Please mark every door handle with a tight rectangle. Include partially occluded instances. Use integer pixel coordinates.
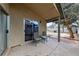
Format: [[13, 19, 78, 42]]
[[6, 29, 9, 34]]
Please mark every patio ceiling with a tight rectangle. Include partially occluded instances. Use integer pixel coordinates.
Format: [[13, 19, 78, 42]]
[[9, 3, 63, 21], [25, 3, 60, 20]]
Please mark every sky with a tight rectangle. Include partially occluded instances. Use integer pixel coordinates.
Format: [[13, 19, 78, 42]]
[[47, 22, 53, 27]]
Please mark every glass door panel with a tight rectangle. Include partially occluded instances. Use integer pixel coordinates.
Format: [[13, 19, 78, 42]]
[[0, 9, 3, 55], [0, 10, 7, 55]]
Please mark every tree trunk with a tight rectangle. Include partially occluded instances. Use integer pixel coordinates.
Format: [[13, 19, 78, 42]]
[[66, 24, 74, 39], [64, 18, 74, 39]]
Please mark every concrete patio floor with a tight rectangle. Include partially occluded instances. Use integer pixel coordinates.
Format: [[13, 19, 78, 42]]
[[7, 33, 79, 56]]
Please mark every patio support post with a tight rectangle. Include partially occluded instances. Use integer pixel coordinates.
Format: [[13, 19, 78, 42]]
[[58, 17, 60, 42]]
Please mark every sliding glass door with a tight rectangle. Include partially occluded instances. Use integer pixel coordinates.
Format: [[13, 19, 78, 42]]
[[0, 9, 7, 55], [0, 9, 3, 55]]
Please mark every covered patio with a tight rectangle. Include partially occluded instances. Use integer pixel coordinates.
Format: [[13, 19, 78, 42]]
[[6, 34, 79, 56], [0, 3, 79, 56]]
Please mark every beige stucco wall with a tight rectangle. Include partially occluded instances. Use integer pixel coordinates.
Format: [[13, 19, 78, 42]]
[[39, 20, 47, 35], [8, 5, 47, 48], [0, 4, 47, 48]]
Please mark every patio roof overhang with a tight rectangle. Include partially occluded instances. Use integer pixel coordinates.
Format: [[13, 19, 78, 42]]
[[9, 3, 64, 22], [25, 3, 60, 20], [46, 3, 64, 22]]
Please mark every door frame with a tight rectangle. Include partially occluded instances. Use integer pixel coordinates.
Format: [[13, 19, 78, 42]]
[[23, 18, 39, 42]]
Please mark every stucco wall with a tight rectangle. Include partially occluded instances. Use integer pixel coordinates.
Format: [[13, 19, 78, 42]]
[[39, 20, 47, 36], [0, 4, 47, 48], [8, 5, 47, 48]]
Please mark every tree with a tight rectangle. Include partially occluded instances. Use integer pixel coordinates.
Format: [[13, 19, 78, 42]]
[[61, 3, 79, 39], [64, 18, 74, 38]]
